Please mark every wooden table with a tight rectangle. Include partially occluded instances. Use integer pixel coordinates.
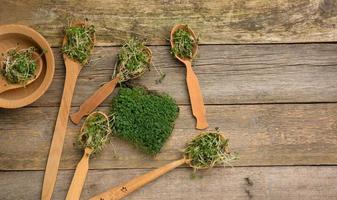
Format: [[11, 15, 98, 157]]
[[1, 1, 337, 199]]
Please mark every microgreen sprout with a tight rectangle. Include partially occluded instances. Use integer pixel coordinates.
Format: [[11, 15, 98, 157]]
[[78, 112, 111, 154], [185, 131, 237, 170], [109, 86, 179, 155], [171, 26, 197, 59], [62, 23, 95, 64], [1, 47, 37, 85], [113, 38, 151, 81]]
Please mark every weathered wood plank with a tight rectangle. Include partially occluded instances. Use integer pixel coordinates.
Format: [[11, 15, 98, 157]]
[[1, 103, 337, 170], [1, 166, 336, 200], [26, 44, 337, 107], [1, 0, 337, 46]]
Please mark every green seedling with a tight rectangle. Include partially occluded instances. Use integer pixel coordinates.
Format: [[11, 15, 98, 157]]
[[185, 131, 238, 170], [113, 38, 151, 81], [1, 47, 37, 85], [78, 111, 111, 154], [110, 86, 179, 155], [62, 24, 95, 64], [171, 26, 197, 59]]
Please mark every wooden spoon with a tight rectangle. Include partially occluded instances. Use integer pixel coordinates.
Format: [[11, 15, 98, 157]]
[[89, 132, 230, 200], [0, 51, 43, 93], [41, 21, 95, 200], [89, 158, 187, 200], [70, 47, 152, 125], [66, 111, 110, 200], [170, 24, 208, 130]]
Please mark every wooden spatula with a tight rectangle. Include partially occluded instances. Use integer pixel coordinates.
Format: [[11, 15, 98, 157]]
[[41, 20, 95, 200], [170, 24, 208, 130], [66, 111, 110, 200]]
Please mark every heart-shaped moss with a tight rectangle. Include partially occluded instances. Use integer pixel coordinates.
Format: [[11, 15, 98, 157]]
[[110, 86, 179, 155]]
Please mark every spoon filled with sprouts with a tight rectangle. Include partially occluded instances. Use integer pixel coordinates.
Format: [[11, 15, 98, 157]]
[[90, 131, 237, 200], [0, 47, 43, 93], [42, 20, 96, 200], [70, 38, 152, 124], [170, 24, 208, 130], [66, 111, 111, 200]]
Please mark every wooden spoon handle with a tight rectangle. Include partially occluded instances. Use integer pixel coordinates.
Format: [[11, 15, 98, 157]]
[[41, 64, 81, 200], [65, 148, 93, 200], [89, 158, 187, 200], [185, 62, 208, 129], [70, 76, 120, 124]]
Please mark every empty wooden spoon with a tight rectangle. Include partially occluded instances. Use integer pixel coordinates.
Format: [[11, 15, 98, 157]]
[[66, 111, 111, 200], [70, 43, 152, 125], [89, 132, 237, 200], [41, 20, 95, 200], [170, 24, 208, 130], [0, 51, 43, 93]]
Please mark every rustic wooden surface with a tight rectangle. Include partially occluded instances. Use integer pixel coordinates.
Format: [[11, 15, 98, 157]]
[[1, 0, 337, 46], [1, 1, 337, 200]]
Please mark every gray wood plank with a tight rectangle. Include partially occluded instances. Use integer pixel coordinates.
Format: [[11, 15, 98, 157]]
[[9, 44, 336, 107], [1, 1, 337, 46], [1, 166, 336, 200], [1, 103, 337, 170]]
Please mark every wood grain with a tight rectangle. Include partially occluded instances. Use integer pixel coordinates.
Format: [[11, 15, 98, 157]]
[[1, 0, 337, 46], [2, 1, 337, 199], [1, 166, 337, 200], [27, 44, 337, 107], [1, 103, 337, 170]]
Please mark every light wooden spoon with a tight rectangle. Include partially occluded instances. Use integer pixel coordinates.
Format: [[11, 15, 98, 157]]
[[89, 132, 231, 200], [90, 158, 188, 200], [41, 20, 95, 200], [170, 24, 208, 130], [0, 51, 43, 93], [66, 111, 110, 200], [70, 47, 152, 125]]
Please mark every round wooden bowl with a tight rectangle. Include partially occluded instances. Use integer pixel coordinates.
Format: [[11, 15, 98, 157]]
[[0, 24, 55, 108]]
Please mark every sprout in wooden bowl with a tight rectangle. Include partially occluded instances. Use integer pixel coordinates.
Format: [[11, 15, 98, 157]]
[[2, 47, 38, 85]]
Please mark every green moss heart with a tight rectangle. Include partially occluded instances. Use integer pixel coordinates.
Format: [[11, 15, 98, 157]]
[[110, 86, 179, 155]]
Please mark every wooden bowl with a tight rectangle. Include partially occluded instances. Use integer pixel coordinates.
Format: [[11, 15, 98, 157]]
[[0, 24, 55, 108]]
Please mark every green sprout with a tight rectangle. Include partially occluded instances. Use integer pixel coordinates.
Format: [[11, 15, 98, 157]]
[[185, 132, 238, 170], [78, 112, 111, 154], [171, 26, 197, 59], [114, 38, 151, 81], [110, 86, 179, 155], [1, 47, 37, 85], [62, 24, 95, 64]]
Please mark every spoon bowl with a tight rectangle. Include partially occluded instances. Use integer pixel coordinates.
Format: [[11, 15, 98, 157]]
[[0, 51, 43, 94], [117, 46, 152, 80], [170, 24, 198, 64], [80, 111, 110, 133], [62, 20, 96, 65]]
